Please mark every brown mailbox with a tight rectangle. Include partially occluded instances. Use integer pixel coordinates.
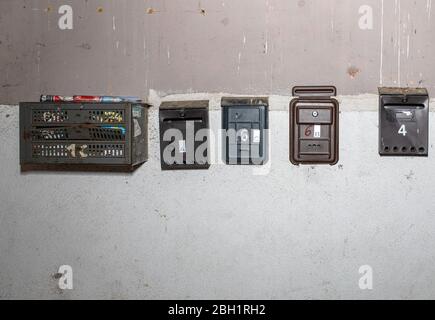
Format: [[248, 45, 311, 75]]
[[289, 86, 339, 165]]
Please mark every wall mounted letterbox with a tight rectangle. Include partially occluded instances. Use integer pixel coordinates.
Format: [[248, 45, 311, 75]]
[[20, 102, 150, 172], [289, 86, 339, 165], [159, 100, 210, 170], [379, 87, 429, 157], [222, 97, 268, 165]]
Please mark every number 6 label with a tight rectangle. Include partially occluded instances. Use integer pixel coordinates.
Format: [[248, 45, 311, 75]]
[[398, 124, 407, 136]]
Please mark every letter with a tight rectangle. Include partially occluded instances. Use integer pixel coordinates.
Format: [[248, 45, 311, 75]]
[[163, 128, 184, 165], [196, 307, 202, 318], [222, 128, 238, 165], [195, 128, 209, 165], [359, 265, 373, 290], [185, 121, 195, 164], [58, 265, 73, 290]]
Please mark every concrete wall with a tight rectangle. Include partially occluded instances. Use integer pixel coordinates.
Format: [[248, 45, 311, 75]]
[[1, 0, 435, 300]]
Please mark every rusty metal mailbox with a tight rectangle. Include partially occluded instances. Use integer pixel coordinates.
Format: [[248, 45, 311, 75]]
[[20, 102, 149, 172], [379, 87, 429, 157], [159, 100, 210, 170], [289, 86, 339, 165], [222, 97, 269, 165]]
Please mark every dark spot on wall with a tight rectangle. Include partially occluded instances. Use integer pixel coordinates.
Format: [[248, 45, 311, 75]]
[[221, 17, 229, 26], [5, 114, 10, 118], [52, 272, 63, 280], [97, 7, 104, 13], [200, 8, 206, 15], [347, 66, 360, 79], [405, 170, 414, 180], [2, 83, 19, 88], [338, 164, 344, 170], [78, 43, 92, 50], [45, 6, 52, 13]]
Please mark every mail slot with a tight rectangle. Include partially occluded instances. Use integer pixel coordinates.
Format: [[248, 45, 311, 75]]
[[379, 87, 429, 156], [222, 97, 268, 165], [290, 86, 339, 165], [159, 100, 210, 170]]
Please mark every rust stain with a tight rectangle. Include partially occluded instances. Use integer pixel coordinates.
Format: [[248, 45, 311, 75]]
[[347, 66, 361, 79]]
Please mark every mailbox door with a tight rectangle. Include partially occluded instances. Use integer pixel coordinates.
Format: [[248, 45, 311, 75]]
[[290, 99, 339, 165], [379, 95, 429, 156], [159, 108, 209, 170]]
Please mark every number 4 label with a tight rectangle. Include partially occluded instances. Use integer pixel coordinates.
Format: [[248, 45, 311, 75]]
[[398, 125, 407, 136]]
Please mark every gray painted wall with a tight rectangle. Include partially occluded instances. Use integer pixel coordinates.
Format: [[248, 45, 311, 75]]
[[1, 0, 435, 104]]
